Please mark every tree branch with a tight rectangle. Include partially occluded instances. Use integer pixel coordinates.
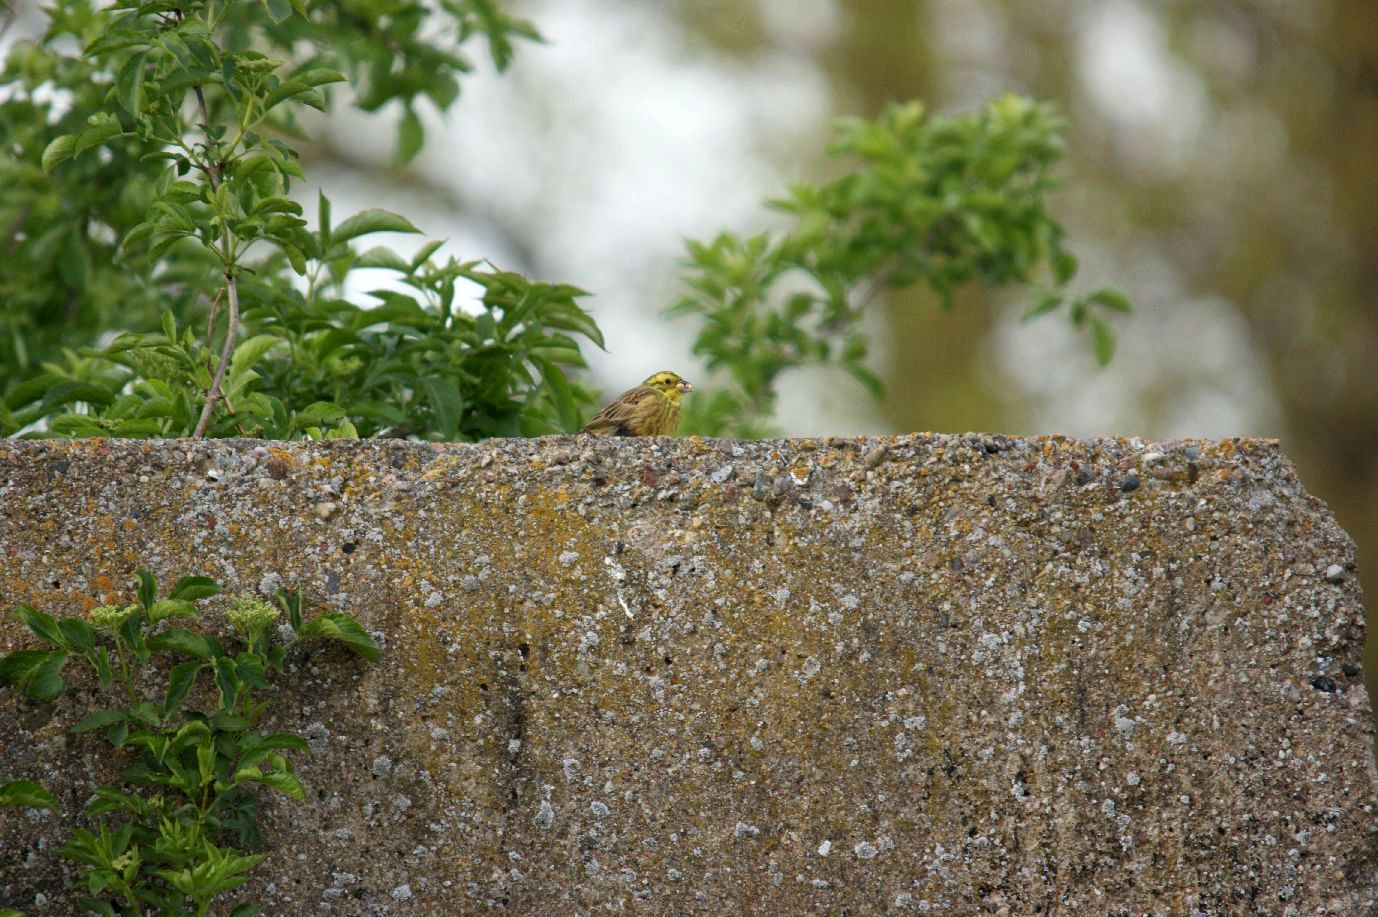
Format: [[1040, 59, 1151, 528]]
[[191, 83, 237, 439], [193, 270, 239, 438]]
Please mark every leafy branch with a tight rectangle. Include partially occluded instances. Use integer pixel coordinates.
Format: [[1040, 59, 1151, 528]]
[[3, 0, 598, 442], [673, 96, 1131, 436]]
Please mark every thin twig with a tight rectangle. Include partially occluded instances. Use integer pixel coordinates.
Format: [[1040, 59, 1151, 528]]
[[204, 286, 224, 349], [191, 83, 238, 439], [193, 270, 238, 437], [855, 258, 904, 312]]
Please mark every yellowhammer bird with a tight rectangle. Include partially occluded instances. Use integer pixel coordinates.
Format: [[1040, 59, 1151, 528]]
[[580, 371, 693, 436]]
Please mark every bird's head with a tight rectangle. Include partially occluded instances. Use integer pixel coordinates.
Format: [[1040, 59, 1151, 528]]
[[644, 370, 693, 404]]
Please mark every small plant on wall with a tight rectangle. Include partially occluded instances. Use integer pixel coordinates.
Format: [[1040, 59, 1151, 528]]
[[0, 571, 378, 916]]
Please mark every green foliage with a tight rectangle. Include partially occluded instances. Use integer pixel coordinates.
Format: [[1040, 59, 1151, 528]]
[[0, 0, 599, 440], [0, 778, 58, 810], [2, 0, 1126, 442], [3, 225, 603, 440], [0, 570, 379, 915], [673, 96, 1131, 436]]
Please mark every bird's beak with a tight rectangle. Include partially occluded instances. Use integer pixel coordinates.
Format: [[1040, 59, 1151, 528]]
[[678, 380, 693, 393]]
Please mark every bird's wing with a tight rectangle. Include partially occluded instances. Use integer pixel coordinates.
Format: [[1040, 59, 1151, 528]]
[[581, 386, 655, 435]]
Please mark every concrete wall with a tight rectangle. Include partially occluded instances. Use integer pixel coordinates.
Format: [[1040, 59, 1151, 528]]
[[1, 435, 1374, 912]]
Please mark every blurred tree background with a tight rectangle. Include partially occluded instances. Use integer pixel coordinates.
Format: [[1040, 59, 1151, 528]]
[[2, 1, 1375, 692], [329, 0, 1378, 710], [317, 0, 1378, 690], [396, 0, 1378, 705]]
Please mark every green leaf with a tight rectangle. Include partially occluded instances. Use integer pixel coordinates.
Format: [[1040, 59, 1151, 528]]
[[242, 732, 309, 754], [85, 787, 148, 817], [276, 588, 302, 632], [213, 656, 240, 711], [59, 618, 95, 652], [137, 570, 157, 612], [230, 335, 284, 378], [148, 599, 197, 623], [0, 779, 56, 810], [116, 49, 150, 117], [234, 767, 305, 802], [332, 210, 420, 244], [92, 646, 114, 689], [164, 660, 203, 717], [411, 240, 444, 270], [234, 652, 269, 690], [106, 720, 129, 748], [28, 652, 69, 702], [1, 649, 56, 692], [845, 362, 885, 400], [283, 243, 307, 274], [325, 420, 359, 440], [148, 628, 212, 659], [1089, 315, 1116, 366], [73, 116, 125, 158], [421, 377, 463, 440], [42, 134, 78, 172], [118, 612, 146, 663], [293, 402, 346, 426], [297, 613, 380, 662], [534, 357, 579, 431], [1021, 291, 1062, 322], [262, 0, 293, 23], [129, 700, 161, 726], [262, 79, 312, 112], [39, 381, 114, 411], [12, 604, 66, 647], [354, 247, 410, 271], [209, 710, 250, 732], [396, 108, 424, 165], [1087, 287, 1132, 314], [84, 27, 154, 57], [317, 191, 333, 249], [1054, 249, 1078, 285], [72, 709, 129, 734], [168, 575, 221, 603], [294, 67, 346, 88]]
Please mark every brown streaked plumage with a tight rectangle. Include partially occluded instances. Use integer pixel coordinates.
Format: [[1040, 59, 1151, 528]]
[[580, 371, 693, 436]]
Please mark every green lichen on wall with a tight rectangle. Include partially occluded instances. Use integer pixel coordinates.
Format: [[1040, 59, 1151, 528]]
[[1, 434, 1374, 913]]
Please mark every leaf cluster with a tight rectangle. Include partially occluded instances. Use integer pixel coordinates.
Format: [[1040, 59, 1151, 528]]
[[2, 0, 598, 442], [673, 95, 1131, 436], [0, 570, 379, 915], [3, 204, 603, 439], [1, 0, 536, 382]]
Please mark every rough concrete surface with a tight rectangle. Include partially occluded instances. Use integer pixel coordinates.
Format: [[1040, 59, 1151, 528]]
[[0, 435, 1374, 914]]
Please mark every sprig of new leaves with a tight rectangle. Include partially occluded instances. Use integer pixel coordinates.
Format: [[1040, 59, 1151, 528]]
[[673, 96, 1131, 436], [1, 0, 601, 440], [0, 570, 379, 916]]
